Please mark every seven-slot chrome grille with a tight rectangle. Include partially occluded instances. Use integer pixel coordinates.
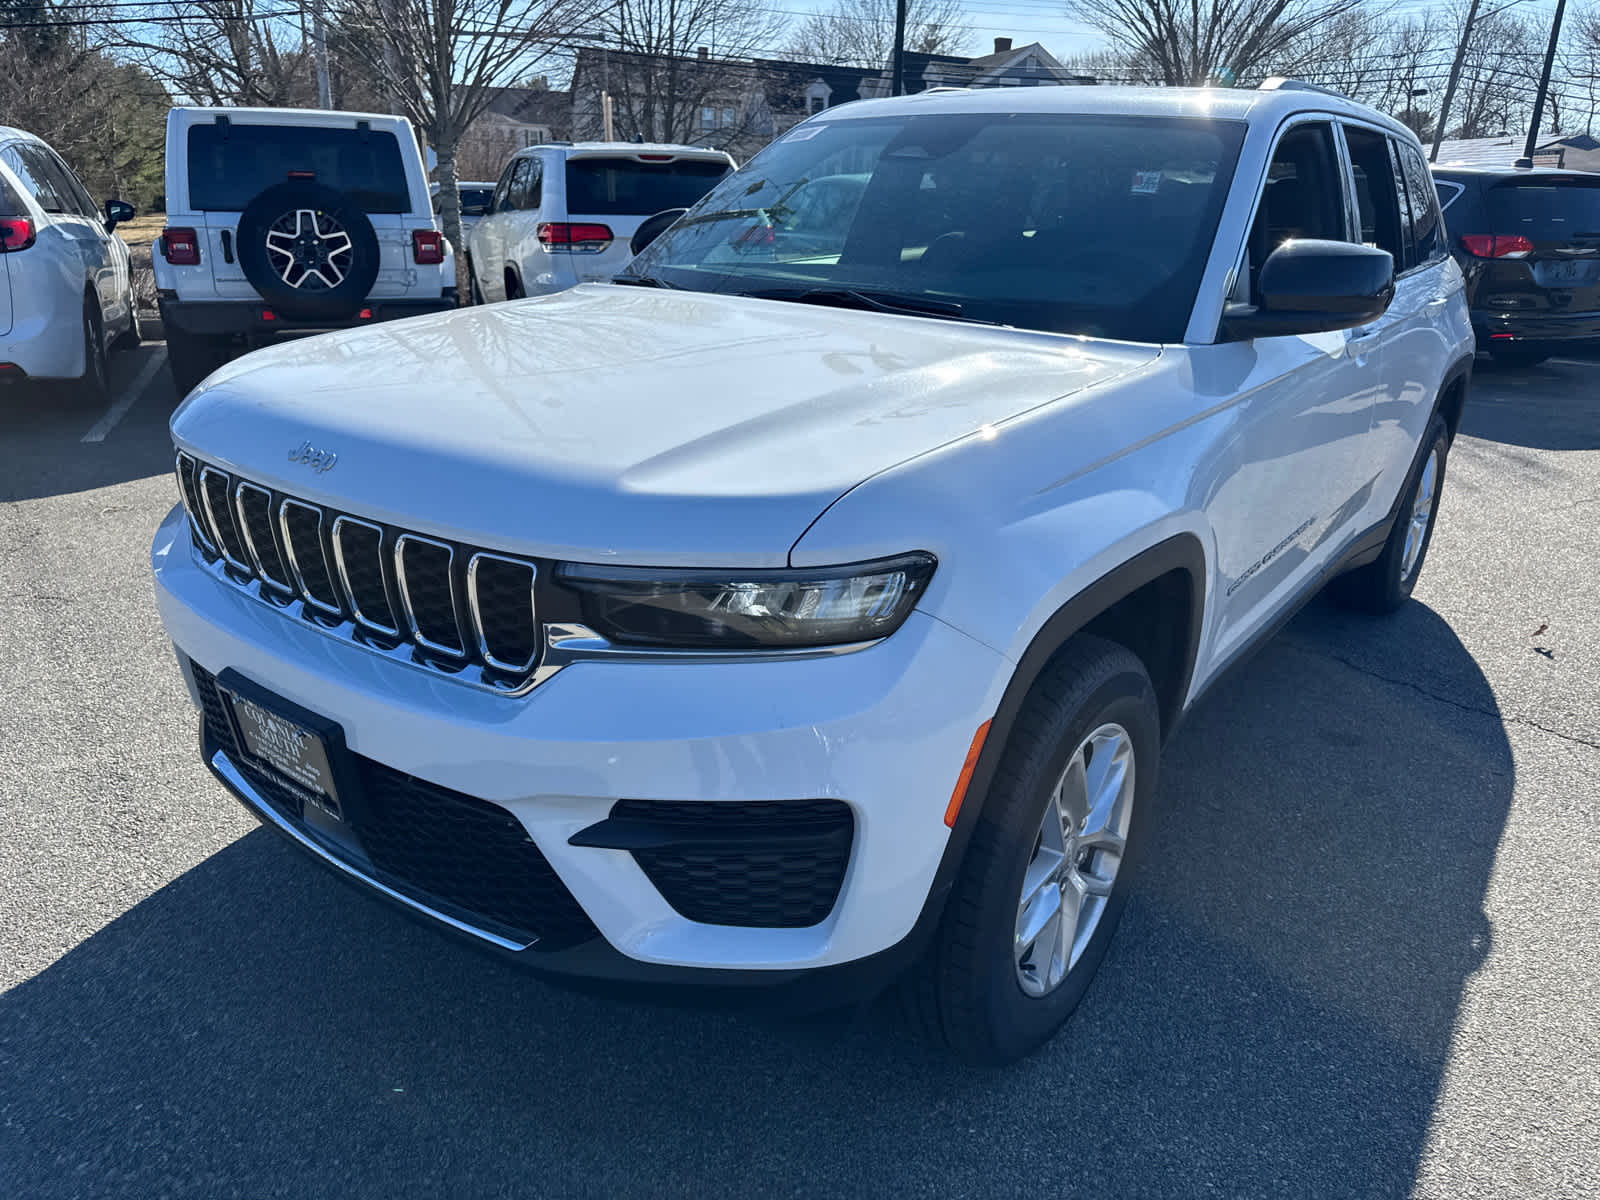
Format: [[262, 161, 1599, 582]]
[[175, 451, 542, 691]]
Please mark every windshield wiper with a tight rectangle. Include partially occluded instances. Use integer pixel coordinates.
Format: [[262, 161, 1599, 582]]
[[612, 273, 678, 289], [741, 287, 999, 325]]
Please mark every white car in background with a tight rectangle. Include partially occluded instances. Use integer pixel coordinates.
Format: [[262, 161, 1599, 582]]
[[431, 180, 496, 238], [465, 143, 733, 303], [0, 126, 138, 401]]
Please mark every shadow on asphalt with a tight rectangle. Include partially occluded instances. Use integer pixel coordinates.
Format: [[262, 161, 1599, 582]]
[[1462, 356, 1600, 451], [0, 344, 176, 502], [0, 601, 1509, 1197]]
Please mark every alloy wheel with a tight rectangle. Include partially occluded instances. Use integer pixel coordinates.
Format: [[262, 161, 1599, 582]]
[[1013, 723, 1136, 997], [1400, 444, 1441, 582], [264, 208, 354, 290]]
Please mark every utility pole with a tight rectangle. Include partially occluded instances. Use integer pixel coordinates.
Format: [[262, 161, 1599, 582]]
[[891, 0, 907, 95], [1431, 0, 1482, 162], [313, 0, 332, 109], [1521, 0, 1569, 165]]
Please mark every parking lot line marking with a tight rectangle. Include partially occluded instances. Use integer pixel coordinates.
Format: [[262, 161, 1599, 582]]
[[82, 347, 168, 444]]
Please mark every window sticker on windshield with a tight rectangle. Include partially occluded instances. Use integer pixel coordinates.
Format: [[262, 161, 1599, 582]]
[[1132, 170, 1162, 195], [782, 125, 827, 143]]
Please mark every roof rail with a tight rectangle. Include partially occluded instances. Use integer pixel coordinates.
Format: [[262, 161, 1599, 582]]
[[1258, 77, 1350, 100]]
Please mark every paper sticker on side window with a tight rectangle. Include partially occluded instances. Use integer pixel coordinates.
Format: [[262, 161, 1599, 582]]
[[1132, 171, 1162, 195]]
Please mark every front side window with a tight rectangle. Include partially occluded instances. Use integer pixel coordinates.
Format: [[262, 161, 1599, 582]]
[[624, 112, 1247, 342], [1240, 121, 1345, 301]]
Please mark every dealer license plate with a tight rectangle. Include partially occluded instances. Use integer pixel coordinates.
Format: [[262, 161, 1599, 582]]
[[225, 689, 345, 822]]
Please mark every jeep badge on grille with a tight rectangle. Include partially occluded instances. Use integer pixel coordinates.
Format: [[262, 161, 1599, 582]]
[[288, 440, 338, 473]]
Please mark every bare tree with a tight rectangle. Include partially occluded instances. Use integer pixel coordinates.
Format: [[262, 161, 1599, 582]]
[[1065, 0, 1368, 87], [1447, 5, 1541, 138], [328, 0, 590, 288], [783, 0, 970, 67], [579, 0, 788, 150], [1559, 4, 1600, 135], [107, 2, 321, 107]]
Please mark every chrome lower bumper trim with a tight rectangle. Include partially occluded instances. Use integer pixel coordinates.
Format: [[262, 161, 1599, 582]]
[[209, 747, 534, 952]]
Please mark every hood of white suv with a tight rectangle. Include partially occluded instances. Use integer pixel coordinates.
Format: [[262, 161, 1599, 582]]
[[172, 286, 1159, 565]]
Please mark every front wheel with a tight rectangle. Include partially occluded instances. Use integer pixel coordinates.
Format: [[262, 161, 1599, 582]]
[[67, 301, 110, 406], [906, 635, 1160, 1064], [1333, 411, 1449, 614]]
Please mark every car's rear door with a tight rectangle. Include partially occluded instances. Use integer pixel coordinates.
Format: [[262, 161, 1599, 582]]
[[1477, 174, 1600, 314], [559, 151, 733, 284], [183, 117, 417, 301]]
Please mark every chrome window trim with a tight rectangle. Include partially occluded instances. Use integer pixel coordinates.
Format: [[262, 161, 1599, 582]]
[[1435, 180, 1465, 212], [174, 451, 218, 553], [198, 465, 254, 575], [232, 480, 293, 594], [466, 551, 540, 674], [210, 748, 533, 952], [394, 532, 466, 657], [331, 515, 400, 636], [277, 498, 343, 617]]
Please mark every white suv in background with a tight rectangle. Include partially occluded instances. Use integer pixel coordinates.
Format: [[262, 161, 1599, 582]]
[[465, 143, 733, 303], [154, 107, 456, 397], [153, 84, 1472, 1064], [0, 126, 138, 402]]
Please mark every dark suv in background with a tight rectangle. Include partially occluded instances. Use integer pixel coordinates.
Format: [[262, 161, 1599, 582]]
[[1432, 166, 1600, 366]]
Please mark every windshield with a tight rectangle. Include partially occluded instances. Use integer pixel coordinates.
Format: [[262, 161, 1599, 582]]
[[187, 124, 411, 213], [623, 113, 1246, 342], [1488, 177, 1600, 242], [564, 158, 732, 217]]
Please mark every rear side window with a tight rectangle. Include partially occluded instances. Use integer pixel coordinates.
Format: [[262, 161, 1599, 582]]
[[186, 124, 412, 213], [564, 158, 731, 216], [1487, 178, 1600, 242], [1343, 126, 1405, 264], [2, 144, 68, 213], [508, 158, 540, 210], [0, 166, 24, 216], [1396, 141, 1444, 266]]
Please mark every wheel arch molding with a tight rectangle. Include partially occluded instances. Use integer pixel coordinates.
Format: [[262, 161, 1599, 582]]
[[907, 533, 1207, 964]]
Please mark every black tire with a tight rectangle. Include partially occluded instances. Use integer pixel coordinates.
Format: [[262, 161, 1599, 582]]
[[1333, 411, 1450, 614], [905, 635, 1160, 1065], [235, 181, 380, 321], [114, 290, 142, 349], [68, 299, 110, 406], [467, 254, 486, 306], [167, 329, 228, 398], [1488, 348, 1547, 369], [504, 268, 525, 300]]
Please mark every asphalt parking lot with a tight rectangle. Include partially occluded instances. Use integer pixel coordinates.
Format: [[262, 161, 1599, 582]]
[[1, 341, 1596, 1198]]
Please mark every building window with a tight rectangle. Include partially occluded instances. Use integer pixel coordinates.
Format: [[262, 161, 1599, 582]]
[[808, 96, 825, 115], [721, 106, 736, 128], [701, 106, 716, 131]]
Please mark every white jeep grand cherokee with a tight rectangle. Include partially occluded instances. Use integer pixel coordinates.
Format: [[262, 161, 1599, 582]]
[[152, 83, 1472, 1063]]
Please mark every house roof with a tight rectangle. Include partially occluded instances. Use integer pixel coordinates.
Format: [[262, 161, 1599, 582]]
[[480, 86, 570, 128], [1432, 134, 1564, 169]]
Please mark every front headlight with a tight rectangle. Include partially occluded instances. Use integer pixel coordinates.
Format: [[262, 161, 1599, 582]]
[[554, 552, 936, 650]]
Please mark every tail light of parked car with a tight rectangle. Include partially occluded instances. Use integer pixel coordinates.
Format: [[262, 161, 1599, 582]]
[[1460, 235, 1535, 259], [412, 229, 445, 265], [0, 217, 34, 252], [537, 222, 614, 253], [161, 227, 201, 265]]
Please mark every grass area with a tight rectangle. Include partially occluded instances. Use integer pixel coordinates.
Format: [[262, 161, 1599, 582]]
[[117, 215, 165, 313]]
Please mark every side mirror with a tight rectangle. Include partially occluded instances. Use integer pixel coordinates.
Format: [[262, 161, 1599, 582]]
[[1220, 239, 1394, 341], [104, 199, 135, 230], [630, 208, 689, 256]]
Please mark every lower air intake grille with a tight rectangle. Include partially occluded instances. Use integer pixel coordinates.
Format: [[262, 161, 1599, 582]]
[[192, 662, 597, 949], [610, 798, 854, 928]]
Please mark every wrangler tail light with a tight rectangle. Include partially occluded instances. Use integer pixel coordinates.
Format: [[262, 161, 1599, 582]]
[[412, 229, 445, 265], [0, 217, 35, 252], [1461, 234, 1534, 259], [537, 222, 613, 253], [161, 227, 201, 265]]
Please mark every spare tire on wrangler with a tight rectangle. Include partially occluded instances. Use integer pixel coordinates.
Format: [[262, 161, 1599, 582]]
[[236, 181, 381, 321]]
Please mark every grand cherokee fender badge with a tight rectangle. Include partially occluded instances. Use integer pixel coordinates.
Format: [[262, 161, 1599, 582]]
[[288, 440, 338, 473]]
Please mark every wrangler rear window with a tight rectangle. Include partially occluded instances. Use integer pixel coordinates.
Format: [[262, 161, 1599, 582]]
[[186, 124, 412, 213]]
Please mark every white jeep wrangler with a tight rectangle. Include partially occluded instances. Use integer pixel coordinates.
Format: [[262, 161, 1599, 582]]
[[153, 82, 1474, 1063], [154, 107, 456, 396]]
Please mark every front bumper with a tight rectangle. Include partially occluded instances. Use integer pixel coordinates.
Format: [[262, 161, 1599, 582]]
[[152, 504, 1008, 986], [159, 296, 457, 339], [1473, 308, 1600, 347]]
